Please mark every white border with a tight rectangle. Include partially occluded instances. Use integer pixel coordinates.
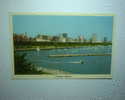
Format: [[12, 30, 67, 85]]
[[9, 12, 115, 79]]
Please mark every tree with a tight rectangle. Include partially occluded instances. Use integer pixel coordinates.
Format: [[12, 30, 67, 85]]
[[14, 52, 48, 74]]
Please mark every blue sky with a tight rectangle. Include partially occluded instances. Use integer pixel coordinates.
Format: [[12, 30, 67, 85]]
[[13, 15, 113, 41]]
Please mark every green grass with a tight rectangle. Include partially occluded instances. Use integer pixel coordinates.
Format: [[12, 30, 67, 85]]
[[14, 41, 112, 50]]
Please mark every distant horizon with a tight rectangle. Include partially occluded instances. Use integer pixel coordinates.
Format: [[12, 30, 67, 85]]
[[14, 32, 111, 41], [13, 15, 113, 41]]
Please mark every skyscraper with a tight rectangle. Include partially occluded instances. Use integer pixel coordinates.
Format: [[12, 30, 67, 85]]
[[91, 33, 97, 43], [78, 35, 84, 42], [104, 37, 108, 42], [62, 33, 68, 38]]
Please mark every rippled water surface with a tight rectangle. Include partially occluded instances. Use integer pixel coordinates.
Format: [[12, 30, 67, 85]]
[[16, 45, 112, 74]]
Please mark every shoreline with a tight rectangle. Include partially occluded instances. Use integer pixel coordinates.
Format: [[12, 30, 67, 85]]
[[14, 45, 112, 51], [36, 66, 71, 74]]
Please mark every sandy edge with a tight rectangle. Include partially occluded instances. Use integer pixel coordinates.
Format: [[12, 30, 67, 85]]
[[36, 66, 71, 74]]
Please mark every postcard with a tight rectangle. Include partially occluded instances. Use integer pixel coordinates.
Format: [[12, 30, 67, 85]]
[[10, 13, 114, 79]]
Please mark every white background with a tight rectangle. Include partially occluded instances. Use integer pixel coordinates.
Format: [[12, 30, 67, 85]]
[[0, 0, 125, 100]]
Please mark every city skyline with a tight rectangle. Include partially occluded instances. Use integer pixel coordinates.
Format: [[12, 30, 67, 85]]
[[13, 15, 113, 41], [14, 32, 110, 43]]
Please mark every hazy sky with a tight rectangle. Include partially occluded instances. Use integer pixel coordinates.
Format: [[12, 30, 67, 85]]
[[13, 15, 113, 41]]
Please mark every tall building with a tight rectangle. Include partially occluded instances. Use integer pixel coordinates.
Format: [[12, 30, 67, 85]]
[[104, 37, 108, 42], [62, 33, 68, 38], [59, 35, 66, 42], [78, 35, 84, 42], [91, 33, 97, 43], [59, 33, 68, 42], [36, 34, 51, 42], [51, 36, 59, 42]]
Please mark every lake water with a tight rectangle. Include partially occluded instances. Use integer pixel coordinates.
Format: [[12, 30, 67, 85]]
[[16, 45, 112, 74]]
